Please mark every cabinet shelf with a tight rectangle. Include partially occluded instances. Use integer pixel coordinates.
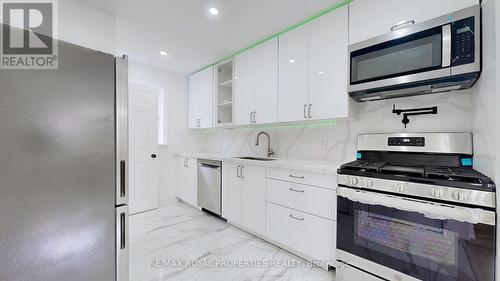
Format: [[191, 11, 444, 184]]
[[218, 80, 233, 87], [218, 101, 233, 107]]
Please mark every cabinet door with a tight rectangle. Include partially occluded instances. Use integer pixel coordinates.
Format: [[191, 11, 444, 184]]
[[188, 67, 214, 128], [176, 157, 197, 206], [308, 6, 348, 120], [253, 38, 278, 124], [349, 0, 479, 44], [234, 50, 255, 126], [222, 162, 242, 224], [278, 25, 309, 122], [240, 165, 266, 236]]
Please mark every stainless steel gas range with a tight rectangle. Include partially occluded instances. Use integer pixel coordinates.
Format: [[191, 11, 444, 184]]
[[336, 133, 496, 281]]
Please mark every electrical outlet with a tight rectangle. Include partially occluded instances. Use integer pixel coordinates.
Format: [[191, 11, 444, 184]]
[[320, 137, 328, 150]]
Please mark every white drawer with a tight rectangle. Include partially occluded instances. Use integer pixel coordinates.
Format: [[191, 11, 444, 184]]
[[266, 202, 336, 262], [266, 179, 336, 220], [266, 167, 336, 189]]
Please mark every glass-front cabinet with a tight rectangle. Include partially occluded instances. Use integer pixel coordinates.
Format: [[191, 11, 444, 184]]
[[215, 60, 234, 126]]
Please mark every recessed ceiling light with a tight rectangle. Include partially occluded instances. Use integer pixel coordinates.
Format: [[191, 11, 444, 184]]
[[289, 59, 295, 63], [160, 51, 168, 56], [209, 8, 219, 15], [318, 71, 324, 75]]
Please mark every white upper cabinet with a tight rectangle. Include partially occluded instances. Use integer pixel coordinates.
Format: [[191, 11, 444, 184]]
[[253, 39, 279, 124], [234, 52, 254, 126], [349, 0, 479, 44], [188, 66, 214, 129], [308, 6, 348, 120], [279, 5, 351, 123], [278, 25, 310, 122], [234, 38, 278, 125]]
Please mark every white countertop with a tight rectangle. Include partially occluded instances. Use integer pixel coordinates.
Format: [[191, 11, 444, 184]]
[[176, 153, 342, 175]]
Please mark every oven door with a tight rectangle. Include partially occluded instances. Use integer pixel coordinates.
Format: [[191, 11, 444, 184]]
[[336, 187, 496, 281], [349, 24, 451, 93]]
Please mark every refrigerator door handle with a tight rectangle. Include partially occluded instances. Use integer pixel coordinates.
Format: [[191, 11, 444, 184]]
[[116, 55, 129, 206], [120, 160, 126, 198], [116, 205, 129, 281]]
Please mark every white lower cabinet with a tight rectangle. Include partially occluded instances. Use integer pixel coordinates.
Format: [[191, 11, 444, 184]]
[[222, 162, 337, 266], [266, 202, 336, 263], [176, 157, 197, 206], [222, 163, 266, 236], [266, 179, 336, 220], [240, 165, 266, 236], [222, 162, 242, 223]]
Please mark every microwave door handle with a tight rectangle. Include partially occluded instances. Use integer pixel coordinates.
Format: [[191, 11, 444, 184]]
[[442, 24, 452, 67]]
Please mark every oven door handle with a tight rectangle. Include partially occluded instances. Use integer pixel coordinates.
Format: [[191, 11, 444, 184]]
[[337, 187, 495, 225]]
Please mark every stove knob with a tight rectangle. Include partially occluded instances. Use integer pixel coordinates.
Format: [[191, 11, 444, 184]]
[[430, 188, 444, 198], [350, 177, 359, 186], [453, 190, 469, 201], [394, 183, 405, 193], [364, 179, 373, 188]]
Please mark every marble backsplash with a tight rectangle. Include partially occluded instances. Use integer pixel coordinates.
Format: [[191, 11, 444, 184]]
[[196, 90, 481, 171]]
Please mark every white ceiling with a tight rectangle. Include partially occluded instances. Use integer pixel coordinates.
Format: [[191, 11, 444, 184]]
[[78, 0, 343, 74]]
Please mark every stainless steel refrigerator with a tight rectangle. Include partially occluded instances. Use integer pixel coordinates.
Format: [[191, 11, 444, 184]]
[[0, 34, 129, 281]]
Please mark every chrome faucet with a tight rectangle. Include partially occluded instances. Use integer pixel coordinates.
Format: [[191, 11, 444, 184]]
[[255, 131, 275, 158]]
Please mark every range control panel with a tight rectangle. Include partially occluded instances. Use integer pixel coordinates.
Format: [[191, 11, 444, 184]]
[[388, 137, 425, 147], [451, 16, 476, 67]]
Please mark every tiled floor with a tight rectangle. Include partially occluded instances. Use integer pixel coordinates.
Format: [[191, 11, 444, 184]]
[[130, 199, 335, 281]]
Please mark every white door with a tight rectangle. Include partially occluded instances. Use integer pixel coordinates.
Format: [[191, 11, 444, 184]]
[[308, 6, 349, 120], [222, 162, 242, 223], [349, 0, 478, 44], [234, 50, 255, 126], [278, 25, 310, 122], [240, 165, 266, 236], [129, 83, 159, 214], [253, 38, 279, 124]]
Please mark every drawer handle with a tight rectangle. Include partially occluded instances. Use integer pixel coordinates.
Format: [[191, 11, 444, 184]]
[[289, 214, 305, 221], [289, 187, 305, 193], [289, 174, 304, 179]]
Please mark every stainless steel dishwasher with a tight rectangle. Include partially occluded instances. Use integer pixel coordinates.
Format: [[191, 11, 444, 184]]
[[197, 159, 222, 216]]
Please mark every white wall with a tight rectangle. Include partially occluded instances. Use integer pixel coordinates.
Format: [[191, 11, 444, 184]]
[[198, 91, 473, 164], [128, 61, 205, 202], [58, 0, 116, 54], [470, 0, 497, 179]]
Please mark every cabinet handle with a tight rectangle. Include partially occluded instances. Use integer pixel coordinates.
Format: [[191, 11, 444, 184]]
[[391, 20, 415, 31], [236, 165, 241, 178], [252, 111, 257, 123], [289, 174, 305, 179], [289, 187, 305, 193], [250, 112, 253, 123], [289, 214, 305, 221], [308, 104, 312, 119], [303, 104, 308, 119], [240, 166, 244, 179]]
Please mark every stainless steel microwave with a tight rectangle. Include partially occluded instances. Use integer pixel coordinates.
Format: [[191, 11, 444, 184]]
[[348, 5, 481, 102]]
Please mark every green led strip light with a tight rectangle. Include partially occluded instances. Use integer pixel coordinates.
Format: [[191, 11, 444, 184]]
[[192, 0, 353, 74]]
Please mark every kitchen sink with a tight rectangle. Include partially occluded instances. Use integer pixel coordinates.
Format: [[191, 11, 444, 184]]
[[234, 156, 277, 161]]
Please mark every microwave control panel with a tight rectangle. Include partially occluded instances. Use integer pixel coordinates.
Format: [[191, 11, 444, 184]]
[[451, 16, 476, 67]]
